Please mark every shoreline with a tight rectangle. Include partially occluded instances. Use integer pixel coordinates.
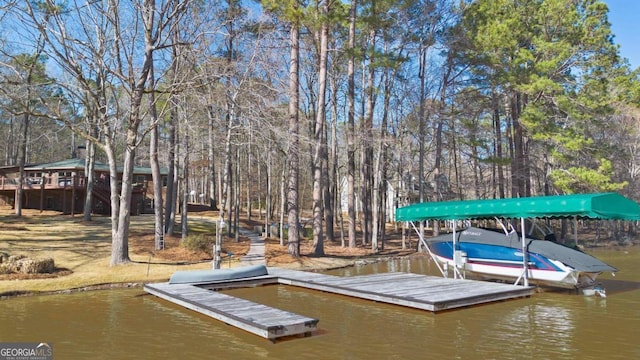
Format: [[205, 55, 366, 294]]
[[2, 245, 636, 299], [2, 208, 635, 300], [0, 253, 419, 300]]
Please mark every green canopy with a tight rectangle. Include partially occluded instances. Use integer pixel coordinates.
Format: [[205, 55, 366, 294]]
[[395, 192, 640, 222]]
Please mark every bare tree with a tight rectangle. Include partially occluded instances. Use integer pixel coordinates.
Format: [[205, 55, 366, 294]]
[[287, 10, 301, 257], [346, 0, 357, 248], [311, 0, 330, 256], [10, 0, 188, 265]]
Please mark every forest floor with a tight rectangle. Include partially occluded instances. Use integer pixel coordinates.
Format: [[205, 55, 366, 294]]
[[0, 205, 417, 297]]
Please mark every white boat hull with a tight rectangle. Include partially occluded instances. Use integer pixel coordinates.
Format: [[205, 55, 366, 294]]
[[434, 254, 600, 289]]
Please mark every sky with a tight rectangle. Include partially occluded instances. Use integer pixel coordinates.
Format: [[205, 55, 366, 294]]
[[605, 0, 640, 69]]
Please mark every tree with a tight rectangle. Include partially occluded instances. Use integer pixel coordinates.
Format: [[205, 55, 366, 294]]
[[263, 0, 304, 257], [460, 0, 620, 197], [287, 4, 302, 257], [311, 0, 330, 256], [0, 49, 50, 217], [10, 0, 189, 265], [346, 0, 358, 248]]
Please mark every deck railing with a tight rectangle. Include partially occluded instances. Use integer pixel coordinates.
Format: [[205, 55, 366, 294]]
[[0, 175, 87, 190]]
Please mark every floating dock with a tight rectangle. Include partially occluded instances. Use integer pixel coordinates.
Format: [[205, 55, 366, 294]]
[[268, 268, 534, 312], [144, 279, 317, 341], [144, 268, 534, 341]]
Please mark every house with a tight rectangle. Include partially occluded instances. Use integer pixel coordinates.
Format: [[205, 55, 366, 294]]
[[339, 177, 401, 223], [0, 158, 167, 215]]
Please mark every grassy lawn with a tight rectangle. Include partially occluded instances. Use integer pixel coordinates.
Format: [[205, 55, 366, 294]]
[[0, 206, 418, 297], [0, 208, 249, 296]]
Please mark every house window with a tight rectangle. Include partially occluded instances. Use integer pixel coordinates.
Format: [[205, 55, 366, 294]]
[[57, 171, 73, 186], [135, 175, 147, 184], [26, 172, 43, 185]]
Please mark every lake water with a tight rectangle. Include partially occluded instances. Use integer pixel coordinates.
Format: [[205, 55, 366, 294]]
[[1, 248, 638, 359]]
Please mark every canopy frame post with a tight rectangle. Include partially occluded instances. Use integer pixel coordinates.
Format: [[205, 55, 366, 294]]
[[574, 215, 578, 248], [513, 217, 529, 287], [452, 225, 465, 279], [409, 221, 446, 277]]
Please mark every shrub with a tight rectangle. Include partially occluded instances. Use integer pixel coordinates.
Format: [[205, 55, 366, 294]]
[[302, 227, 314, 238], [0, 263, 12, 274], [20, 258, 55, 274], [8, 254, 26, 263], [279, 226, 314, 239], [0, 256, 55, 274]]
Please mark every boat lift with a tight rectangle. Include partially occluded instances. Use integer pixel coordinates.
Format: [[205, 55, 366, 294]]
[[397, 192, 640, 287], [410, 218, 531, 286]]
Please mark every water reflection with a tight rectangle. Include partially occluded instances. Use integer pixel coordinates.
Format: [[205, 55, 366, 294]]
[[332, 255, 439, 277], [486, 303, 576, 358]]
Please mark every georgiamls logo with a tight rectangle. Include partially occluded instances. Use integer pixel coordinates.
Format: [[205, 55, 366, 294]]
[[0, 342, 53, 360]]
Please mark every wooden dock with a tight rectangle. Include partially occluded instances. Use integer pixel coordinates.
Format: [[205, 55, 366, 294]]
[[144, 280, 318, 341], [144, 268, 534, 341], [268, 268, 534, 312]]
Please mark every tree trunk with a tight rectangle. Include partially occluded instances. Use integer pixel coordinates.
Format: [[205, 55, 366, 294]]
[[360, 25, 376, 247], [312, 0, 329, 256], [347, 0, 358, 249], [373, 64, 393, 252], [280, 164, 286, 246], [15, 112, 29, 217], [418, 48, 427, 237], [207, 106, 218, 210], [226, 146, 233, 238], [371, 139, 382, 252], [164, 105, 177, 235], [83, 140, 96, 221], [181, 134, 189, 241], [266, 152, 272, 238], [287, 18, 301, 257], [328, 71, 339, 245], [149, 70, 164, 250], [234, 145, 240, 242], [110, 133, 137, 266], [493, 103, 505, 198]]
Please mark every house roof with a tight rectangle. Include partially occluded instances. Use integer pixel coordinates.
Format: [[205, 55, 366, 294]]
[[23, 158, 168, 175], [395, 192, 640, 222]]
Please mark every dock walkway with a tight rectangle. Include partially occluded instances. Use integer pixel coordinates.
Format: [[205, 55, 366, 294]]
[[145, 267, 534, 341], [144, 280, 317, 341]]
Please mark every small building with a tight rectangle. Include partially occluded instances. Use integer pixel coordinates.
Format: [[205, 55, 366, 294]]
[[0, 158, 167, 215]]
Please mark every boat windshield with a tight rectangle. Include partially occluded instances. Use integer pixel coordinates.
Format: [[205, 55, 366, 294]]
[[526, 220, 557, 241], [493, 218, 557, 241]]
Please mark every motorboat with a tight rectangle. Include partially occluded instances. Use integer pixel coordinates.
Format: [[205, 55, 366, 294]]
[[425, 223, 616, 289]]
